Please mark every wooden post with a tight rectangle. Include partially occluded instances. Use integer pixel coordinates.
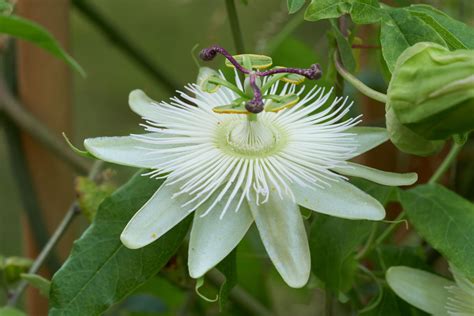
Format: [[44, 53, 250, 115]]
[[16, 0, 74, 314]]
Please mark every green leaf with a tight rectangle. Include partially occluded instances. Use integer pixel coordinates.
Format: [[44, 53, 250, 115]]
[[400, 183, 474, 278], [287, 0, 306, 14], [408, 4, 474, 50], [305, 0, 381, 24], [20, 273, 51, 298], [362, 287, 427, 316], [305, 0, 351, 22], [0, 15, 84, 76], [49, 172, 191, 316], [310, 215, 371, 293], [330, 19, 356, 72], [0, 307, 26, 316], [373, 245, 428, 272], [350, 0, 382, 24], [216, 250, 237, 311], [380, 8, 446, 72]]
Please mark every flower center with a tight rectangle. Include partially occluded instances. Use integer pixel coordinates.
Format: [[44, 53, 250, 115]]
[[215, 118, 287, 158]]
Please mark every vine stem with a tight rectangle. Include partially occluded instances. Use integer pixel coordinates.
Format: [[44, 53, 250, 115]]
[[333, 52, 387, 104], [6, 161, 103, 307], [225, 0, 245, 54], [428, 142, 463, 184], [0, 76, 91, 174], [373, 141, 464, 249]]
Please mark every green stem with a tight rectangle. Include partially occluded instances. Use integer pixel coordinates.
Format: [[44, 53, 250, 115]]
[[333, 52, 387, 104], [225, 0, 245, 54], [7, 204, 80, 307], [355, 222, 377, 260], [357, 265, 383, 314], [428, 142, 463, 184], [374, 211, 406, 247], [72, 0, 178, 95]]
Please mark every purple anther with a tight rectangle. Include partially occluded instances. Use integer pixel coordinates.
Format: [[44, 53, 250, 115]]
[[258, 63, 322, 80], [246, 73, 264, 113], [199, 45, 250, 74]]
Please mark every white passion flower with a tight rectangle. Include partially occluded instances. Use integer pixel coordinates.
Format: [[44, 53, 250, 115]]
[[84, 48, 417, 288], [387, 265, 474, 315]]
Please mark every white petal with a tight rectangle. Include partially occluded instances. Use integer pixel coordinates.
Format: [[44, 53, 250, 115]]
[[386, 266, 453, 315], [84, 135, 162, 168], [292, 180, 385, 220], [348, 127, 389, 158], [248, 194, 310, 288], [188, 196, 253, 278], [129, 89, 160, 119], [120, 179, 193, 249], [333, 162, 418, 186]]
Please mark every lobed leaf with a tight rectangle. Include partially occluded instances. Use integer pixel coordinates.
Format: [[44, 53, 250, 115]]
[[408, 4, 474, 50], [310, 215, 371, 293], [304, 0, 351, 22], [380, 8, 446, 73], [400, 184, 474, 278], [49, 172, 191, 316]]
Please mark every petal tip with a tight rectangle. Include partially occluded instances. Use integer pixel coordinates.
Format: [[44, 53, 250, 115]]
[[187, 249, 215, 279], [129, 89, 155, 115], [188, 263, 207, 279], [120, 230, 151, 250], [283, 271, 310, 288]]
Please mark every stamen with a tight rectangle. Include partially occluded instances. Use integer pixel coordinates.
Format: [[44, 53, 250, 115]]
[[258, 63, 322, 80], [199, 45, 250, 74]]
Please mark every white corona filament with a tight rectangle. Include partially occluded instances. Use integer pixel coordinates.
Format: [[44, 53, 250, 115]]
[[133, 71, 360, 219]]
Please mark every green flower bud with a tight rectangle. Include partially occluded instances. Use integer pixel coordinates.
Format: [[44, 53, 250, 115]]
[[386, 42, 474, 155], [0, 256, 33, 285]]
